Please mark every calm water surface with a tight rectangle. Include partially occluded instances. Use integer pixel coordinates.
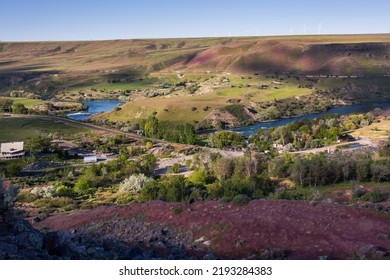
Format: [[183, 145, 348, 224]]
[[67, 100, 124, 121], [232, 101, 390, 137]]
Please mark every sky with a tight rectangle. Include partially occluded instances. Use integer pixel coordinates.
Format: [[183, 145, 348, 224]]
[[1, 0, 389, 41]]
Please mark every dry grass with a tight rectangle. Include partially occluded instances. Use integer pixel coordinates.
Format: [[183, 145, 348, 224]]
[[1, 34, 389, 74], [350, 118, 390, 142]]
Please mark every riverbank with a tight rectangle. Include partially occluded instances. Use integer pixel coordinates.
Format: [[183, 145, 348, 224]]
[[67, 99, 124, 121], [232, 101, 390, 137]]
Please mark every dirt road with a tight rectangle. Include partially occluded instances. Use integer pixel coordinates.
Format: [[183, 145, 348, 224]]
[[292, 137, 375, 154]]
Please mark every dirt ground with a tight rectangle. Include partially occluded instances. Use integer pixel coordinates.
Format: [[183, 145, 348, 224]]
[[36, 200, 390, 259]]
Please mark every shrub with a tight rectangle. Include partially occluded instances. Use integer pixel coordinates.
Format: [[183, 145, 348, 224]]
[[119, 174, 154, 199], [158, 175, 189, 202], [30, 185, 57, 198], [115, 193, 135, 205], [220, 196, 232, 203], [138, 181, 160, 202], [351, 185, 366, 198], [368, 188, 385, 203], [74, 174, 99, 195], [168, 163, 181, 174], [17, 191, 38, 203], [231, 194, 250, 205], [145, 141, 153, 150], [188, 168, 213, 185], [276, 190, 305, 200], [0, 184, 19, 210], [6, 162, 24, 177], [172, 207, 183, 215], [55, 186, 75, 198], [33, 197, 74, 209]]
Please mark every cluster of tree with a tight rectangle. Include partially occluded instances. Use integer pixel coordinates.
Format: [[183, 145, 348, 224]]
[[208, 131, 245, 149], [25, 135, 52, 153], [256, 95, 334, 121], [0, 98, 28, 114], [133, 141, 390, 203], [114, 150, 274, 203], [140, 115, 196, 144], [268, 148, 390, 187], [0, 98, 13, 113], [88, 135, 129, 153], [223, 105, 254, 126], [74, 153, 157, 196], [250, 113, 374, 152]]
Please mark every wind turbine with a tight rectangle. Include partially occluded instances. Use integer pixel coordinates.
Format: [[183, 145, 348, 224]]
[[317, 23, 323, 35], [303, 24, 308, 35], [289, 26, 294, 35]]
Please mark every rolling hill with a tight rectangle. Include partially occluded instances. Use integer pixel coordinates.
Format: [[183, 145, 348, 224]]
[[0, 34, 389, 93], [1, 34, 390, 128]]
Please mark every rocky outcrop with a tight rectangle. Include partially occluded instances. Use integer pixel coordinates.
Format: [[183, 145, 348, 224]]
[[0, 185, 201, 260], [0, 209, 202, 260], [355, 244, 389, 260]]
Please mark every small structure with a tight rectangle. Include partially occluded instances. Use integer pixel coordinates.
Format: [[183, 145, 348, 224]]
[[83, 156, 97, 163], [0, 142, 25, 159]]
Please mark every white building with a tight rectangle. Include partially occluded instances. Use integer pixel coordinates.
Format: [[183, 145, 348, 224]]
[[0, 142, 25, 159], [83, 156, 98, 163]]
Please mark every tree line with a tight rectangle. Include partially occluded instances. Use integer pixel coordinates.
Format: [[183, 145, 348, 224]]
[[140, 114, 196, 145]]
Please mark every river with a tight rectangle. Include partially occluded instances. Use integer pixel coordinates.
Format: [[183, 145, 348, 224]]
[[232, 101, 390, 137], [67, 100, 124, 121]]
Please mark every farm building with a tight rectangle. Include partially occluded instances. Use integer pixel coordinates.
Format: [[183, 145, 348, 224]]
[[83, 156, 98, 163], [0, 142, 25, 159]]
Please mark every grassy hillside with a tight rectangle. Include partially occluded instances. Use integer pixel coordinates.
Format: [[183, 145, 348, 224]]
[[1, 34, 389, 94], [1, 34, 390, 127]]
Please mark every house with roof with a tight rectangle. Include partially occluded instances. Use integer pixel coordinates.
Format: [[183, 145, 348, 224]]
[[0, 142, 25, 159]]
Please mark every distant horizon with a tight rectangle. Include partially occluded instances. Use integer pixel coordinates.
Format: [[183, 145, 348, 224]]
[[1, 32, 390, 43], [1, 0, 390, 42]]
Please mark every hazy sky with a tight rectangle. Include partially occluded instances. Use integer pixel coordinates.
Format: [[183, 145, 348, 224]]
[[1, 0, 389, 41]]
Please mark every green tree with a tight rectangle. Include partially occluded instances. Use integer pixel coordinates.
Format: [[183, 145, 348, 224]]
[[138, 181, 160, 201], [25, 135, 51, 152], [6, 162, 24, 177], [140, 154, 157, 176], [290, 156, 308, 187], [210, 131, 244, 148], [212, 157, 235, 181], [188, 168, 213, 186], [177, 123, 196, 144], [158, 175, 189, 202], [74, 174, 99, 195], [144, 115, 159, 138], [168, 163, 181, 173], [0, 98, 13, 113], [12, 103, 28, 114]]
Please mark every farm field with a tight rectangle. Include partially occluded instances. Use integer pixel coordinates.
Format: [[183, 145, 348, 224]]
[[7, 97, 44, 108], [0, 118, 88, 142]]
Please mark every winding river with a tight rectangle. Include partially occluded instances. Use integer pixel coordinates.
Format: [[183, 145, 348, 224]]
[[232, 101, 390, 137], [66, 99, 390, 137]]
